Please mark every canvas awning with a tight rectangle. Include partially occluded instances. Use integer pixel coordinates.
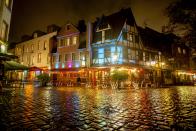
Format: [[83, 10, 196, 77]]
[[4, 61, 29, 71], [0, 52, 18, 61], [29, 66, 43, 71]]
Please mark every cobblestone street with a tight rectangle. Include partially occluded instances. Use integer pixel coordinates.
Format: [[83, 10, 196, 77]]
[[0, 85, 196, 130]]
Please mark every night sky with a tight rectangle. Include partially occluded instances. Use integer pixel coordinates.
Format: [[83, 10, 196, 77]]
[[9, 0, 175, 43]]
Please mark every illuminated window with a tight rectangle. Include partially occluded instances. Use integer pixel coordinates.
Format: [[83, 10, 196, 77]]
[[44, 40, 47, 50], [32, 56, 34, 65], [80, 52, 86, 66], [178, 47, 181, 54], [59, 55, 62, 62], [129, 34, 133, 42], [128, 49, 131, 59], [64, 54, 68, 61], [104, 47, 110, 63], [67, 38, 70, 46], [73, 36, 77, 45], [0, 21, 8, 41], [183, 49, 186, 54], [38, 53, 41, 63], [72, 53, 76, 61], [102, 31, 105, 43], [98, 48, 104, 64], [31, 44, 34, 52], [38, 41, 40, 50]]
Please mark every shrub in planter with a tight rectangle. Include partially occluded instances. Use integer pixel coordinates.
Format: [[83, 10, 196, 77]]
[[37, 73, 50, 86], [111, 70, 129, 88]]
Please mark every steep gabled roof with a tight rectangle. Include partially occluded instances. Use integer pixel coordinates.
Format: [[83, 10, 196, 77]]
[[138, 26, 179, 57], [58, 23, 79, 36], [92, 8, 136, 43]]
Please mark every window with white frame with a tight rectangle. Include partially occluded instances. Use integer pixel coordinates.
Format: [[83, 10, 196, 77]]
[[73, 36, 77, 45], [72, 53, 76, 61], [67, 38, 70, 46], [38, 53, 41, 63]]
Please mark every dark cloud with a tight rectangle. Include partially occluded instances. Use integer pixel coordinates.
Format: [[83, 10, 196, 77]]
[[9, 0, 175, 43]]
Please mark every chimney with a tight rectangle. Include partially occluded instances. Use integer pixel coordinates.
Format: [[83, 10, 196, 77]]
[[47, 24, 60, 33]]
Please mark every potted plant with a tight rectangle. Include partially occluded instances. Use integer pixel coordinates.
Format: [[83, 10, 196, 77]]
[[111, 69, 129, 89], [37, 73, 50, 87]]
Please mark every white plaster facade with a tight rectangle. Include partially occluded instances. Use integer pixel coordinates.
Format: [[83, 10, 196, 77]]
[[14, 32, 57, 69]]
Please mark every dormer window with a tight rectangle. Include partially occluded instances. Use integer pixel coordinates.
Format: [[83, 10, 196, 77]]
[[96, 24, 111, 32], [96, 24, 111, 43], [33, 33, 37, 38], [67, 25, 70, 30]]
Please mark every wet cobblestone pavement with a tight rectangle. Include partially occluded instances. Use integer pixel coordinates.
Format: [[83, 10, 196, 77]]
[[0, 85, 196, 130]]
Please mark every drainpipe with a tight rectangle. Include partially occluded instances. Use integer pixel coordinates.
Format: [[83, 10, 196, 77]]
[[87, 22, 92, 67]]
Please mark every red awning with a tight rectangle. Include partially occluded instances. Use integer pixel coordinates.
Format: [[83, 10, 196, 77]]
[[29, 66, 43, 71]]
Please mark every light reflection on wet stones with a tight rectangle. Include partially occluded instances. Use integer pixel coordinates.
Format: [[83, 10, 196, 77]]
[[0, 86, 195, 130]]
